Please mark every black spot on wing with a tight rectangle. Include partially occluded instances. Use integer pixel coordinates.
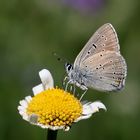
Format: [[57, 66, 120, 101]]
[[92, 44, 97, 48]]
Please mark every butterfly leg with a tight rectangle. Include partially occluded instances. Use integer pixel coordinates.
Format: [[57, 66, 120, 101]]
[[63, 76, 68, 88], [73, 83, 76, 95], [65, 80, 73, 91], [79, 89, 88, 101], [68, 83, 76, 95], [65, 81, 69, 91], [70, 85, 73, 92], [69, 83, 76, 95], [67, 84, 76, 94]]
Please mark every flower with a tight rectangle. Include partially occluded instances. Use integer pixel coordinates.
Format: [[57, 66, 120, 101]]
[[18, 69, 106, 131]]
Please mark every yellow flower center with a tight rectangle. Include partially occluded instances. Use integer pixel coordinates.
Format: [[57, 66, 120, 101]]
[[27, 88, 82, 127]]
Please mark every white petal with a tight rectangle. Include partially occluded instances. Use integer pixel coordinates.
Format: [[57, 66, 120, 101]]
[[83, 101, 106, 115], [23, 115, 29, 121], [19, 100, 28, 108], [17, 106, 22, 111], [18, 106, 26, 112], [39, 124, 47, 129], [82, 103, 93, 115], [74, 114, 92, 122], [19, 110, 25, 115], [49, 126, 57, 130], [37, 123, 64, 130], [32, 84, 44, 95], [90, 101, 107, 113], [64, 126, 70, 131], [25, 96, 32, 103], [39, 69, 54, 89], [48, 125, 64, 131], [75, 101, 106, 122]]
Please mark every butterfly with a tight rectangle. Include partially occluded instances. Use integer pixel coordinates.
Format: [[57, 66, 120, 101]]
[[65, 23, 127, 92]]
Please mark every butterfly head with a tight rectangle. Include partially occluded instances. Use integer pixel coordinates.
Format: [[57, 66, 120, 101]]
[[65, 63, 73, 74]]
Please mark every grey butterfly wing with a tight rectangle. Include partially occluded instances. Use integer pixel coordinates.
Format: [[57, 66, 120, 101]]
[[80, 51, 127, 91], [74, 23, 120, 67]]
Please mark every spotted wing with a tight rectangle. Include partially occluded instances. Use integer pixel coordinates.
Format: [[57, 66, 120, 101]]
[[74, 23, 120, 68], [80, 51, 127, 91]]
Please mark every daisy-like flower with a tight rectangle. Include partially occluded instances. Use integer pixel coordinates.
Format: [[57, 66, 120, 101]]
[[18, 69, 106, 131]]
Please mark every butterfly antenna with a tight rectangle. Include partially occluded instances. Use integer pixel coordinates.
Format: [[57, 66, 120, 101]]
[[52, 51, 70, 87], [52, 52, 69, 63]]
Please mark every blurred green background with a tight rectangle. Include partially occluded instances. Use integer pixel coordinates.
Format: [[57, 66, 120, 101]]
[[0, 0, 140, 140]]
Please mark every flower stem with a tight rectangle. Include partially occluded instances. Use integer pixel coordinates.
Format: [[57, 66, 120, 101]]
[[47, 129, 58, 140]]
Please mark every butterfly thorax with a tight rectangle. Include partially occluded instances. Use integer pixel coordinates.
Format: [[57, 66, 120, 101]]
[[66, 65, 88, 90]]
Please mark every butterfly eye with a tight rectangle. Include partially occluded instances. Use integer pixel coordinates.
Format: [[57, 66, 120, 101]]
[[65, 63, 73, 72], [67, 65, 72, 71]]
